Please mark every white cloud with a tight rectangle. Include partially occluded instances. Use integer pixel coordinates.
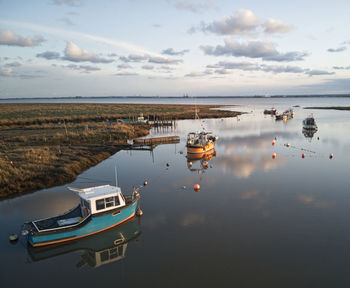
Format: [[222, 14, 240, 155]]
[[192, 9, 259, 35], [0, 30, 45, 47], [305, 69, 335, 76], [171, 0, 217, 13], [0, 67, 12, 77], [117, 63, 131, 69], [162, 48, 189, 56], [63, 41, 113, 63], [328, 46, 347, 53], [62, 64, 100, 73], [263, 18, 293, 34], [201, 38, 308, 62], [148, 56, 182, 65], [142, 64, 154, 70], [114, 72, 138, 76], [36, 51, 61, 60]]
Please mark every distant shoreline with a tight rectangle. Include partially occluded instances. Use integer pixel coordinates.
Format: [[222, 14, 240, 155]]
[[1, 94, 350, 101]]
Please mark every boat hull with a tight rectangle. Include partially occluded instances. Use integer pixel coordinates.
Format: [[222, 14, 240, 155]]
[[186, 142, 214, 154], [28, 200, 138, 247]]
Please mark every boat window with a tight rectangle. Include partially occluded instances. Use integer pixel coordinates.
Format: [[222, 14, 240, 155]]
[[105, 197, 114, 208], [114, 196, 120, 206], [96, 199, 105, 210]]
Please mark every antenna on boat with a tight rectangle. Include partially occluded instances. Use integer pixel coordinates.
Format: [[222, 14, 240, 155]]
[[115, 165, 118, 188]]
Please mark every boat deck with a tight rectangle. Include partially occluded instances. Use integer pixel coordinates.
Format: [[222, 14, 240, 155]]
[[32, 205, 83, 231]]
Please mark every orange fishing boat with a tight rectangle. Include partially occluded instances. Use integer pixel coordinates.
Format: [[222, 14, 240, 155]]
[[186, 131, 217, 154]]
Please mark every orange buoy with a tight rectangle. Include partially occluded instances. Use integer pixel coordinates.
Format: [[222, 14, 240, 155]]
[[272, 153, 276, 159], [329, 153, 334, 159], [272, 140, 275, 146], [302, 153, 305, 158], [194, 184, 200, 191]]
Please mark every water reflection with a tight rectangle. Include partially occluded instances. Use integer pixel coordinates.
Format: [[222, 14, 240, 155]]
[[186, 150, 216, 173], [27, 218, 141, 269], [302, 127, 318, 141]]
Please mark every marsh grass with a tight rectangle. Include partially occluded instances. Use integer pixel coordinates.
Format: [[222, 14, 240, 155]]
[[0, 103, 240, 198]]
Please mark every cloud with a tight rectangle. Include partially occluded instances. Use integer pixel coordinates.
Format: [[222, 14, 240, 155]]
[[36, 51, 61, 60], [214, 68, 232, 74], [327, 46, 347, 53], [206, 60, 333, 76], [162, 48, 189, 56], [62, 64, 100, 73], [114, 72, 138, 76], [185, 70, 212, 77], [4, 61, 22, 68], [0, 67, 12, 77], [333, 66, 350, 70], [63, 41, 113, 63], [305, 69, 335, 76], [119, 53, 182, 65], [148, 56, 183, 64], [142, 64, 154, 70], [0, 30, 45, 47], [263, 18, 293, 34], [200, 38, 308, 62], [117, 63, 131, 69], [171, 0, 217, 13], [52, 0, 81, 6], [194, 9, 259, 35], [261, 64, 305, 73]]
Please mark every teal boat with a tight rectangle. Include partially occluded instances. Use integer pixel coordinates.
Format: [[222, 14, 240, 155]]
[[27, 217, 141, 268], [23, 184, 140, 247]]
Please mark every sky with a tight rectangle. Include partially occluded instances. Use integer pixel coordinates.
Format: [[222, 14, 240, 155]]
[[0, 0, 350, 98]]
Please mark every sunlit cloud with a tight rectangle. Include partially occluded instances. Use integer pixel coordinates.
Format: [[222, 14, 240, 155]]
[[63, 41, 113, 63], [263, 18, 293, 34], [0, 29, 45, 47], [192, 9, 259, 35], [200, 38, 308, 62]]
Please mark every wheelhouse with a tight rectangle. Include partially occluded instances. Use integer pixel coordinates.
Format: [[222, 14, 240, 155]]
[[75, 185, 126, 215]]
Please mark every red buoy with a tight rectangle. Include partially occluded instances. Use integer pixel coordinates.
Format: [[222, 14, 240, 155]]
[[272, 153, 276, 159], [194, 184, 200, 191], [329, 153, 334, 159], [272, 140, 275, 146], [302, 153, 305, 158]]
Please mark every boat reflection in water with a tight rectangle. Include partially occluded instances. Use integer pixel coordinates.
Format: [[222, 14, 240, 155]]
[[27, 217, 141, 269], [186, 149, 216, 173], [302, 127, 318, 141]]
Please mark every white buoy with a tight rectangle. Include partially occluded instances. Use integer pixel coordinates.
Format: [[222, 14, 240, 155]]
[[166, 162, 170, 167], [143, 181, 148, 186], [9, 234, 18, 242], [182, 186, 186, 189], [188, 161, 193, 166]]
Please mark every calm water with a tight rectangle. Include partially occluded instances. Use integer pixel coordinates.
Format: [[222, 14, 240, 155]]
[[1, 97, 350, 287]]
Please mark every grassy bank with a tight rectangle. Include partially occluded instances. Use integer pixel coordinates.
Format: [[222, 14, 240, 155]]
[[0, 103, 241, 198]]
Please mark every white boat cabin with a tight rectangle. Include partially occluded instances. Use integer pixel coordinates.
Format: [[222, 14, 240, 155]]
[[70, 185, 126, 216]]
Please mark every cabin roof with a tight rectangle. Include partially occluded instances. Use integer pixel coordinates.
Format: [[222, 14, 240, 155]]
[[70, 185, 121, 201]]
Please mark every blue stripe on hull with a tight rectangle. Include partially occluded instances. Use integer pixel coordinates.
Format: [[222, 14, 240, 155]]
[[29, 201, 138, 246]]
